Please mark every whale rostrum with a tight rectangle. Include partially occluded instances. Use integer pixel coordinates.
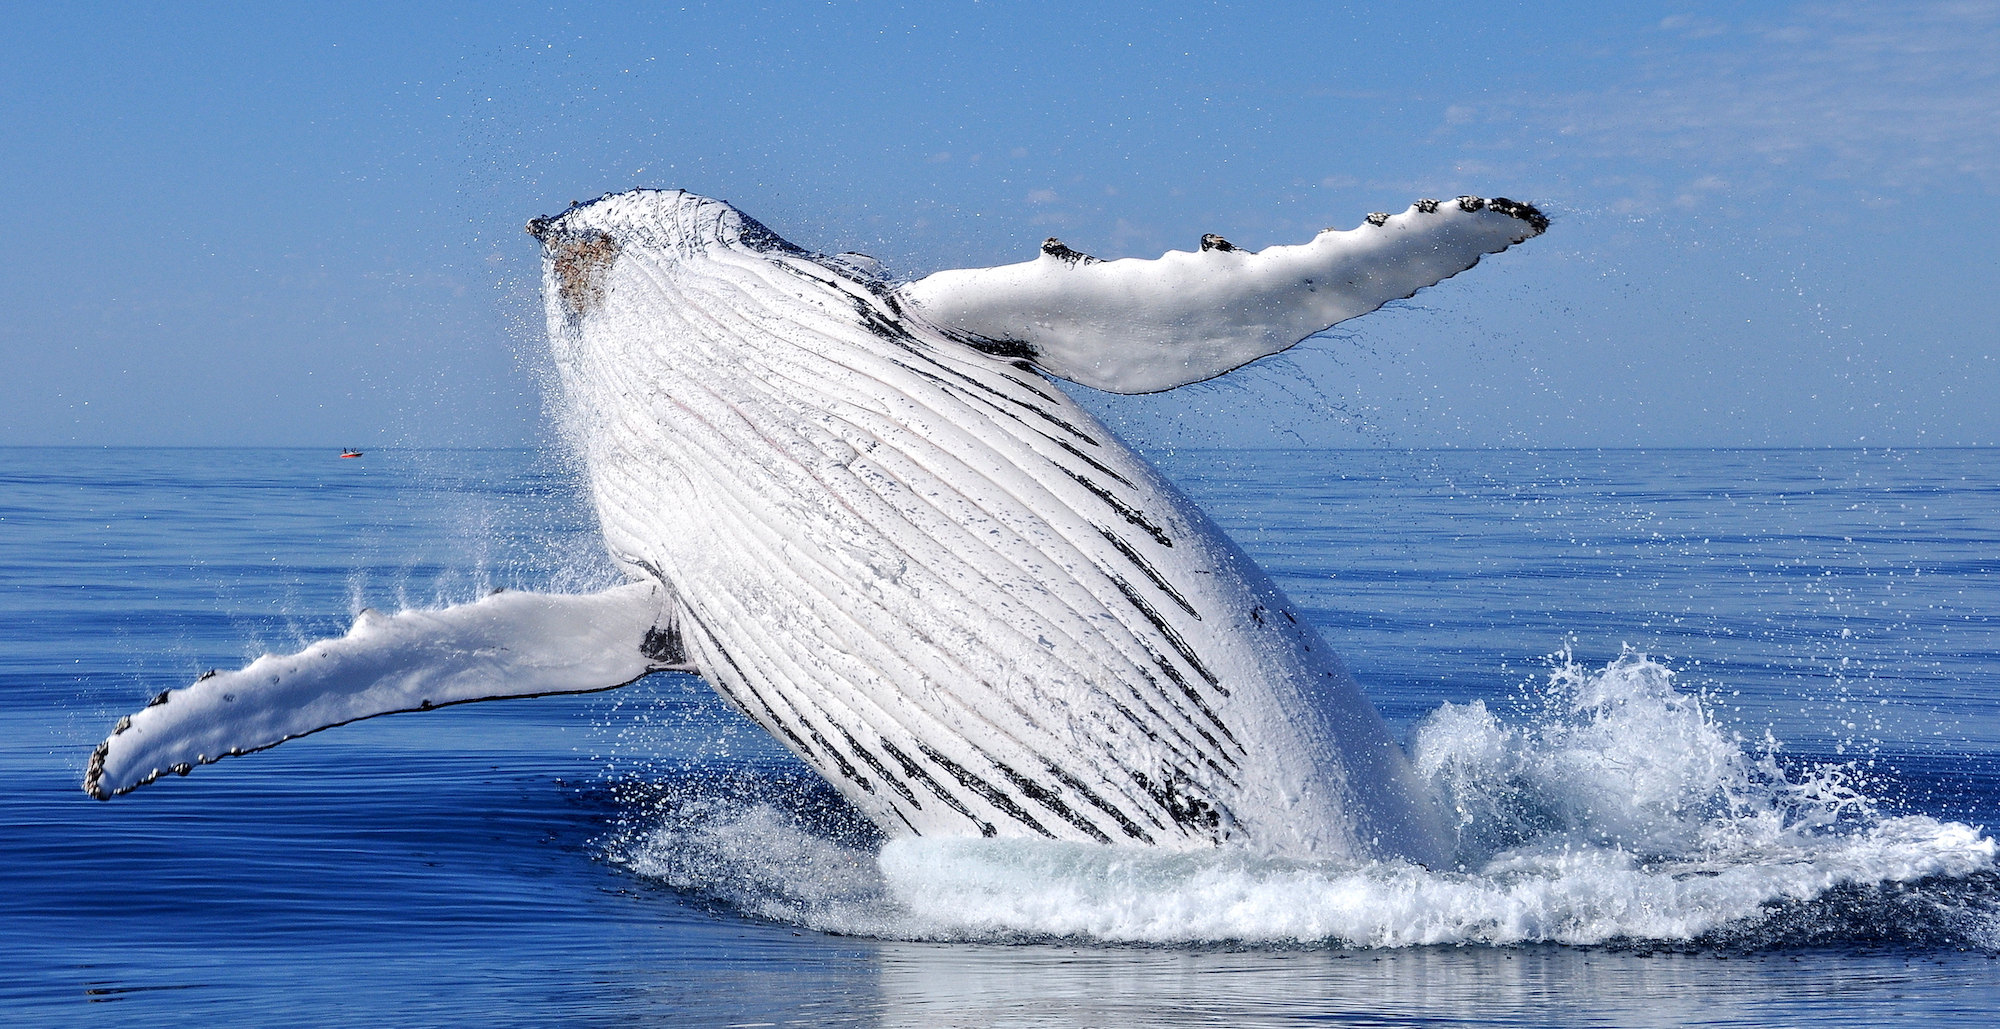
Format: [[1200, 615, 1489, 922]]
[[87, 190, 1546, 864]]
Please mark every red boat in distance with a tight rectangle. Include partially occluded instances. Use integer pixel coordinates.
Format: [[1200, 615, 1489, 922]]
[[339, 449, 364, 459]]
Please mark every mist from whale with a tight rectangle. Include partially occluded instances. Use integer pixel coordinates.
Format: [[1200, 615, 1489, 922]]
[[85, 189, 1550, 864]]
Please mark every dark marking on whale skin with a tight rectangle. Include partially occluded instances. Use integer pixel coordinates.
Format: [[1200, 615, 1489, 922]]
[[1097, 527, 1197, 617], [909, 349, 1068, 420], [736, 679, 818, 760], [836, 290, 930, 353], [1484, 196, 1550, 233], [857, 310, 912, 345], [1177, 714, 1234, 771], [1130, 689, 1240, 788], [901, 369, 1072, 462], [1104, 696, 1164, 746], [897, 327, 1066, 406], [1131, 767, 1226, 841], [838, 724, 921, 808], [1105, 572, 1223, 692], [886, 356, 1105, 450], [1200, 233, 1237, 252], [1051, 440, 1136, 490], [960, 335, 1040, 361], [942, 365, 1101, 446], [916, 742, 1055, 839], [1366, 212, 1391, 227], [639, 623, 687, 664], [1041, 237, 1100, 265], [803, 722, 874, 793], [881, 738, 996, 837], [1112, 665, 1241, 778], [768, 261, 936, 366], [885, 803, 920, 835], [1416, 198, 1440, 214], [1136, 651, 1243, 757], [1456, 196, 1486, 213], [685, 613, 820, 760], [1041, 759, 1155, 843], [728, 209, 815, 258], [1058, 467, 1173, 548], [147, 690, 171, 708], [996, 364, 1064, 406], [988, 757, 1113, 844], [777, 251, 1086, 436], [703, 673, 758, 722]]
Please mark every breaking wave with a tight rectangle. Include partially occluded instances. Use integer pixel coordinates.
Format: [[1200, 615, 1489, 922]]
[[606, 652, 1999, 947]]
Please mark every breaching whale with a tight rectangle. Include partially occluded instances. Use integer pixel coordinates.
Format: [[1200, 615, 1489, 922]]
[[85, 190, 1545, 864]]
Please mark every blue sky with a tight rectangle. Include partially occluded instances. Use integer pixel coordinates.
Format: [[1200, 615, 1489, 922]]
[[4, 1, 1994, 448]]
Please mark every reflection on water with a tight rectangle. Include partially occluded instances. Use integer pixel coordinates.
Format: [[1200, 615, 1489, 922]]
[[867, 943, 1999, 1028]]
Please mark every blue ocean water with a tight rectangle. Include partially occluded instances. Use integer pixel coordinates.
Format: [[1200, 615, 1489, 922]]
[[4, 445, 1999, 1026]]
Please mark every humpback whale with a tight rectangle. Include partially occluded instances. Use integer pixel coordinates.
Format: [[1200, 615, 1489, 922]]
[[85, 190, 1545, 864]]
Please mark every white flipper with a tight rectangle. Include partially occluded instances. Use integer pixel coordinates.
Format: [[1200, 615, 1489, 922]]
[[86, 582, 692, 798], [897, 197, 1546, 393]]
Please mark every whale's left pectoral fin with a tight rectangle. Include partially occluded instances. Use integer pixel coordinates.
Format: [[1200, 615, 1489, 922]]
[[897, 197, 1547, 393], [85, 581, 695, 799]]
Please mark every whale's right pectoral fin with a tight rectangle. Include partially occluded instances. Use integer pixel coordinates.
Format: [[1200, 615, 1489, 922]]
[[897, 196, 1547, 393], [85, 581, 696, 799]]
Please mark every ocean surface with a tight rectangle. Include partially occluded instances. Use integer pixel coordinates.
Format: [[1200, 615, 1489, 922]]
[[4, 444, 1998, 1026]]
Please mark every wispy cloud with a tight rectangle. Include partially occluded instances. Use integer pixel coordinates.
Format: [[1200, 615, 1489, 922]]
[[1444, 2, 2000, 204]]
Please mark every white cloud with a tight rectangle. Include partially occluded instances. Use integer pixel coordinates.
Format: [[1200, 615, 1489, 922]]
[[1451, 2, 2000, 200]]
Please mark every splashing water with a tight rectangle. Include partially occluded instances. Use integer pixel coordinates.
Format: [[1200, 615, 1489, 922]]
[[609, 652, 1998, 948]]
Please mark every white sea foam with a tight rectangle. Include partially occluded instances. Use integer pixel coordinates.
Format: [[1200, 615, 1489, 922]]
[[613, 651, 1998, 947]]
